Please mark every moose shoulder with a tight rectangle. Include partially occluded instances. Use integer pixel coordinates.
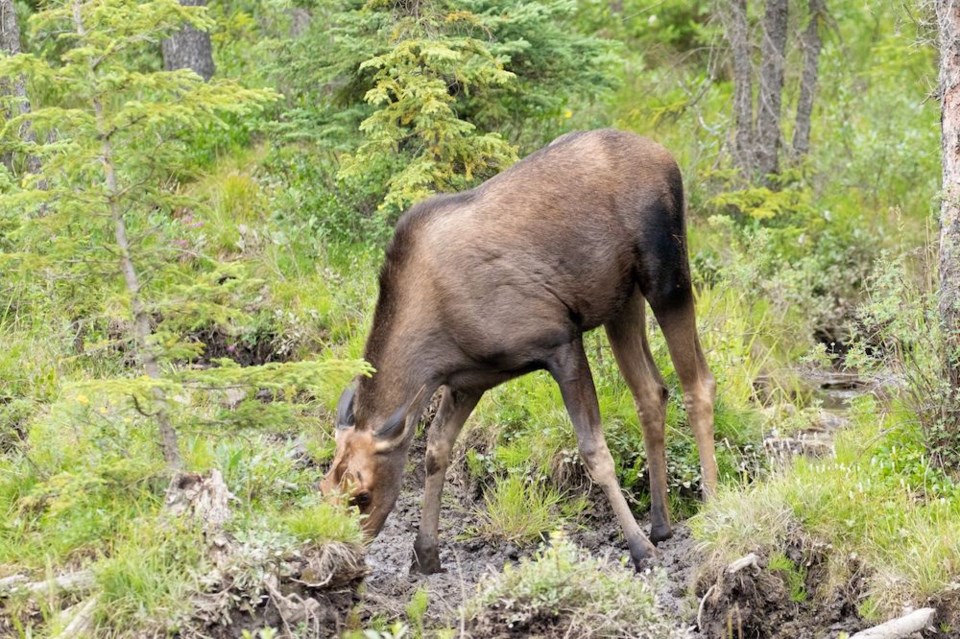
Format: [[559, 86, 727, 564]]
[[320, 128, 717, 574]]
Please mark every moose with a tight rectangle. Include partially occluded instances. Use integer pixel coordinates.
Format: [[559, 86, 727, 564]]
[[321, 129, 717, 573]]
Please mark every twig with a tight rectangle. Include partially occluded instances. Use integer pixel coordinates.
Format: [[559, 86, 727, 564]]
[[697, 584, 716, 630], [849, 607, 936, 639]]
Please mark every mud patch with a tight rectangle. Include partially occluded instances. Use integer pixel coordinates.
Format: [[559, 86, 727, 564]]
[[358, 436, 705, 635], [695, 545, 867, 639]]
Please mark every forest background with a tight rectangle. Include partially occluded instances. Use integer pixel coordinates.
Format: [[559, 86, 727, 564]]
[[1, 0, 958, 637]]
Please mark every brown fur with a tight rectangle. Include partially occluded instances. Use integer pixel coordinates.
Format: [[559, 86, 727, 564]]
[[323, 129, 717, 573]]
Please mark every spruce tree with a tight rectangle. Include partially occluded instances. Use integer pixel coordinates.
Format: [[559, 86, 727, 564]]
[[279, 0, 618, 215], [0, 0, 367, 475]]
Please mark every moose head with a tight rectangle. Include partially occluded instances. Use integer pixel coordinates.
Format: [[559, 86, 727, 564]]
[[320, 382, 429, 537]]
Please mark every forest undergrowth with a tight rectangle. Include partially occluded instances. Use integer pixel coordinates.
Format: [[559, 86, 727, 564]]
[[1, 0, 958, 637]]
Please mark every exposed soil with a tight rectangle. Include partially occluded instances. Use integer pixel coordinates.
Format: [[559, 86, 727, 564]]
[[355, 433, 706, 636], [342, 369, 943, 639], [694, 541, 868, 639]]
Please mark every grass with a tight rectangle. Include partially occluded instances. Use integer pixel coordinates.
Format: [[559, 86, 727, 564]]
[[465, 533, 688, 639], [94, 521, 206, 633], [768, 552, 808, 603], [473, 475, 567, 545], [691, 396, 960, 620], [282, 501, 365, 545]]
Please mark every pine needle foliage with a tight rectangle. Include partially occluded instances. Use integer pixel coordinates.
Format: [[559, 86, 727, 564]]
[[0, 0, 369, 469], [279, 0, 619, 215]]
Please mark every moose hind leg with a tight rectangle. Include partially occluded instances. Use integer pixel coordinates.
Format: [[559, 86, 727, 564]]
[[547, 338, 657, 569], [412, 387, 481, 575], [605, 288, 673, 543], [646, 287, 718, 498]]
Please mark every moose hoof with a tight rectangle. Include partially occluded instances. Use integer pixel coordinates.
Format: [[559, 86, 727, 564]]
[[650, 523, 674, 544], [411, 541, 443, 575], [627, 537, 658, 572]]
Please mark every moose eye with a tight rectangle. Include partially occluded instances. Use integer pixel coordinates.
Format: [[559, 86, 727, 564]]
[[351, 492, 372, 509]]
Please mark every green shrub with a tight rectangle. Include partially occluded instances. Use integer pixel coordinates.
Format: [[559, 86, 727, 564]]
[[275, 0, 619, 215]]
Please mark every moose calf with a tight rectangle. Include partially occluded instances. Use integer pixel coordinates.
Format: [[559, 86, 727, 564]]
[[321, 129, 717, 573]]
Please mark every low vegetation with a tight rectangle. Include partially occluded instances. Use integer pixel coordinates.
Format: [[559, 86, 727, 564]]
[[1, 0, 957, 636], [464, 533, 689, 639], [693, 255, 960, 630]]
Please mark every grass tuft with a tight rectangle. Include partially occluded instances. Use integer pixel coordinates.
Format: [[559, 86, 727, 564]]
[[281, 501, 365, 545], [473, 475, 566, 545], [465, 532, 689, 638], [94, 520, 206, 634]]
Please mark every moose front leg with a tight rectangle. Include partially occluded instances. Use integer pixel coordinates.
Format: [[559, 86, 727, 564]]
[[548, 339, 658, 569], [412, 387, 481, 574]]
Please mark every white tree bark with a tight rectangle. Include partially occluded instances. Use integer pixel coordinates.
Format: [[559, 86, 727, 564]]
[[0, 0, 41, 175], [938, 0, 960, 394]]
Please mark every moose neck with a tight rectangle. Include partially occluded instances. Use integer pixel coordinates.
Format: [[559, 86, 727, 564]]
[[354, 204, 452, 428], [354, 305, 443, 428]]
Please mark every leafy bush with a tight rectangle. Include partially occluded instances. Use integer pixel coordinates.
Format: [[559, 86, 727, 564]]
[[273, 0, 619, 215]]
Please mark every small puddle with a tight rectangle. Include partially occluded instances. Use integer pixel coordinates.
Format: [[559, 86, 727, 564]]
[[762, 369, 879, 462]]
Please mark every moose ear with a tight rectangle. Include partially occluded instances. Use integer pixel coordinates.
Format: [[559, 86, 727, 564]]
[[374, 385, 429, 453], [336, 383, 357, 430]]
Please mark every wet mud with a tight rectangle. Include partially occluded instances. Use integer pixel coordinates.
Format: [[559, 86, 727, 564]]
[[356, 434, 706, 635], [335, 370, 943, 638]]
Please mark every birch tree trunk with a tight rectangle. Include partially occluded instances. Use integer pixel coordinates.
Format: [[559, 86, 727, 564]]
[[161, 0, 215, 81], [792, 0, 825, 158], [0, 0, 40, 175], [723, 0, 756, 175], [937, 0, 960, 393], [755, 0, 788, 178]]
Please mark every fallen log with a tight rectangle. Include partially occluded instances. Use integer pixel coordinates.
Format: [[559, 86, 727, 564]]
[[0, 575, 27, 591], [0, 570, 94, 597], [849, 608, 936, 639], [53, 595, 99, 639]]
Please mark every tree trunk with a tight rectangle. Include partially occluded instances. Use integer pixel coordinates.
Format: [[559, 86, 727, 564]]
[[0, 0, 40, 175], [723, 0, 756, 176], [161, 0, 215, 81], [755, 0, 788, 178], [792, 0, 825, 158], [72, 0, 182, 470], [937, 0, 960, 394]]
